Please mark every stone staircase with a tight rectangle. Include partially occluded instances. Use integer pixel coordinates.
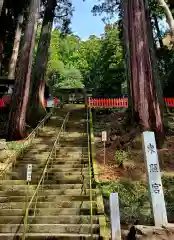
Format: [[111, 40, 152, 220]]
[[0, 105, 106, 239]]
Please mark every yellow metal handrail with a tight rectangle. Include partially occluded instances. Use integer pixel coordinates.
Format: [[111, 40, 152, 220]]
[[21, 111, 70, 240], [0, 110, 53, 179], [86, 107, 93, 237]]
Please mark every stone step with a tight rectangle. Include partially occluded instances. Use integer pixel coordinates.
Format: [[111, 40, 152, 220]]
[[0, 194, 93, 202], [8, 169, 89, 179], [0, 207, 97, 216], [13, 158, 89, 166], [0, 201, 96, 209], [0, 183, 91, 191], [13, 163, 89, 169], [8, 172, 90, 181], [55, 153, 88, 158], [5, 176, 90, 184], [0, 188, 96, 197], [60, 141, 88, 146], [0, 223, 99, 234], [0, 215, 99, 224], [17, 156, 88, 161], [11, 167, 89, 174], [0, 233, 99, 239], [56, 146, 88, 150]]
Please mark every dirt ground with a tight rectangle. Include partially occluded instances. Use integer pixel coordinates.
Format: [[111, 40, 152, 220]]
[[93, 109, 174, 239], [93, 110, 174, 182]]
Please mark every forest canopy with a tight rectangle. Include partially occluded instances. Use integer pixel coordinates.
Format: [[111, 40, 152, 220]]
[[46, 23, 125, 97]]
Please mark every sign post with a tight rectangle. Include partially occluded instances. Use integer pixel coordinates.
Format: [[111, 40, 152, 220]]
[[110, 193, 121, 240], [102, 131, 107, 164], [26, 164, 32, 182], [26, 164, 32, 205], [142, 131, 168, 227]]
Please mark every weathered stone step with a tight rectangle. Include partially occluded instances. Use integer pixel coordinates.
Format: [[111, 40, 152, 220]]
[[8, 175, 89, 182], [56, 146, 88, 150], [17, 155, 88, 161], [0, 194, 93, 202], [60, 141, 88, 146], [8, 169, 89, 180], [13, 158, 89, 165], [0, 215, 99, 224], [55, 153, 88, 158], [0, 188, 96, 197], [0, 233, 99, 239], [0, 183, 90, 191], [0, 223, 99, 234], [0, 201, 96, 209], [11, 168, 89, 175], [5, 176, 90, 184], [0, 207, 97, 216], [13, 163, 89, 169]]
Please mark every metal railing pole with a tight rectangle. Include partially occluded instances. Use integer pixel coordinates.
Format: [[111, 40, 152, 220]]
[[87, 107, 93, 238]]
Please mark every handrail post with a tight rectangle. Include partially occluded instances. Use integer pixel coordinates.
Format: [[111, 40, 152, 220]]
[[110, 193, 121, 240]]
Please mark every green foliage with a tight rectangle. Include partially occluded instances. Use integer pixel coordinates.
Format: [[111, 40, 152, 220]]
[[100, 180, 151, 224], [57, 68, 84, 89], [99, 176, 174, 224], [46, 23, 125, 96], [92, 24, 125, 96], [114, 150, 128, 166]]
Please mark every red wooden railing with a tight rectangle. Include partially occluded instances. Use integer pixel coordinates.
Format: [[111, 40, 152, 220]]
[[0, 97, 57, 109], [0, 96, 11, 108], [1, 97, 174, 109], [88, 98, 174, 108]]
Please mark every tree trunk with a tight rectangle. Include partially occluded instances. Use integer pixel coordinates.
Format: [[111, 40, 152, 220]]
[[121, 0, 133, 117], [7, 0, 40, 140], [144, 1, 164, 119], [157, 0, 174, 45], [8, 14, 23, 79], [0, 0, 4, 16], [0, 2, 7, 73], [28, 0, 57, 127], [153, 14, 163, 49], [128, 0, 140, 121], [127, 0, 164, 147]]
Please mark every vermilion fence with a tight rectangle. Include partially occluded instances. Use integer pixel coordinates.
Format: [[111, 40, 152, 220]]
[[0, 97, 57, 108], [88, 98, 174, 108], [0, 96, 11, 108], [1, 97, 174, 109]]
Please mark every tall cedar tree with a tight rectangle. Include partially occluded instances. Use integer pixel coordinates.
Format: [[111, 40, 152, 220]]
[[7, 0, 40, 140], [126, 0, 164, 147], [28, 0, 57, 126]]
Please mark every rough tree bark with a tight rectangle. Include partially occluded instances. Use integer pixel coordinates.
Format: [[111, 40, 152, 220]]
[[144, 1, 164, 118], [127, 0, 164, 147], [7, 0, 40, 140], [0, 2, 7, 72], [128, 0, 140, 121], [8, 14, 24, 79], [120, 0, 133, 117], [28, 0, 57, 127], [0, 0, 4, 16]]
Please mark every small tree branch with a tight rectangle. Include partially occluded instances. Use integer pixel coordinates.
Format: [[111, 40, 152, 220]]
[[157, 0, 174, 45]]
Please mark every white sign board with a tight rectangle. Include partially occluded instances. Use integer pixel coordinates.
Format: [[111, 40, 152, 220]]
[[102, 131, 107, 142], [110, 193, 121, 240], [26, 164, 32, 182], [142, 131, 168, 226]]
